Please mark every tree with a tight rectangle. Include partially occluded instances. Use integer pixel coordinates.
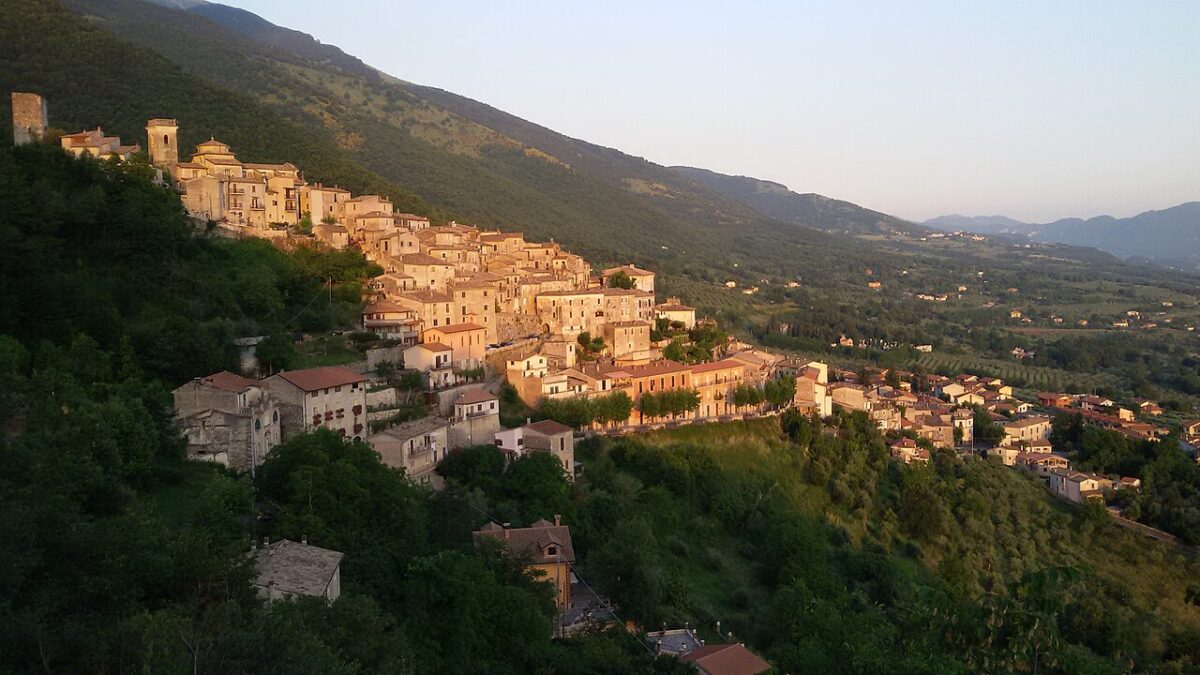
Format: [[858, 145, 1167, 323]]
[[256, 333, 296, 374], [765, 375, 797, 407], [663, 340, 685, 362], [539, 396, 594, 429], [606, 271, 635, 289], [637, 392, 662, 421], [592, 391, 633, 428]]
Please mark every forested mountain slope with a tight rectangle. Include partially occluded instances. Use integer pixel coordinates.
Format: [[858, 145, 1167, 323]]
[[45, 0, 875, 286], [673, 165, 926, 236]]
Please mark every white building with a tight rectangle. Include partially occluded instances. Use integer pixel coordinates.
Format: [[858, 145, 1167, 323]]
[[263, 366, 368, 441]]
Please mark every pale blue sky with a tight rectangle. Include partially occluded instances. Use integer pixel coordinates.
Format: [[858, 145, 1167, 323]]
[[224, 0, 1198, 222]]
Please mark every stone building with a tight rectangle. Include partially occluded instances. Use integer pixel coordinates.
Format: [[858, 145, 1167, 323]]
[[475, 517, 575, 609], [254, 538, 343, 603], [369, 416, 450, 487], [11, 92, 47, 145], [172, 371, 281, 472], [448, 389, 500, 449], [146, 117, 178, 170], [262, 366, 368, 441]]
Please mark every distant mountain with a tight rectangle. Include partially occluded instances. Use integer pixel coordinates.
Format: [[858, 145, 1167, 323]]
[[925, 203, 1200, 264], [671, 167, 924, 236], [923, 214, 1032, 235]]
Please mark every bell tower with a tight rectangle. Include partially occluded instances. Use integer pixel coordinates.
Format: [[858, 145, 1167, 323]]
[[146, 117, 179, 169]]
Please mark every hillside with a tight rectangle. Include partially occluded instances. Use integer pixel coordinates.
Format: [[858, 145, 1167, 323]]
[[43, 0, 879, 291], [926, 203, 1200, 266], [672, 165, 926, 236]]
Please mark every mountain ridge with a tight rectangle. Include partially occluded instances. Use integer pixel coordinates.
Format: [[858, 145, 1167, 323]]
[[925, 203, 1200, 264]]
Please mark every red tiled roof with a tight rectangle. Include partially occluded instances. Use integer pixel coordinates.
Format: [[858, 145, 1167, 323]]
[[274, 366, 365, 392], [456, 389, 498, 405], [680, 643, 770, 675], [525, 419, 573, 435], [200, 371, 259, 392], [474, 520, 575, 564], [413, 341, 452, 352], [690, 359, 742, 374]]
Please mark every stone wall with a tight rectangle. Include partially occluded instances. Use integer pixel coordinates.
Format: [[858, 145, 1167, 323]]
[[11, 92, 47, 145], [448, 413, 501, 449], [496, 312, 541, 343], [366, 346, 405, 371]]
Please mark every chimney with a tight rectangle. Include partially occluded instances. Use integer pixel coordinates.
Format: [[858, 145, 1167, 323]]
[[554, 514, 561, 526], [302, 534, 308, 545]]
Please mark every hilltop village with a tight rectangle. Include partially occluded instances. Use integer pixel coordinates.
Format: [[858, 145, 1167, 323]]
[[15, 91, 1196, 502], [11, 92, 1200, 648]]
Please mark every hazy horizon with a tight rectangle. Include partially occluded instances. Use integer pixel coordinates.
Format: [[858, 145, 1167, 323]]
[[220, 0, 1199, 223]]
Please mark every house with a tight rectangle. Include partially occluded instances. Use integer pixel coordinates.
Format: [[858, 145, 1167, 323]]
[[1037, 392, 1072, 408], [448, 389, 500, 449], [793, 363, 833, 418], [1049, 469, 1113, 503], [474, 517, 575, 608], [645, 628, 704, 656], [254, 538, 343, 603], [1001, 416, 1052, 447], [655, 297, 697, 330], [423, 323, 487, 370], [535, 290, 605, 337], [262, 366, 367, 442], [403, 342, 456, 389], [60, 127, 141, 162], [1015, 452, 1070, 477], [831, 383, 870, 412], [602, 264, 656, 294], [890, 438, 930, 464], [604, 320, 653, 363], [1118, 476, 1142, 491], [690, 359, 750, 419], [172, 371, 281, 472], [989, 445, 1021, 466], [521, 419, 575, 475], [369, 416, 450, 486], [1135, 400, 1164, 417], [361, 300, 422, 344], [679, 643, 771, 675]]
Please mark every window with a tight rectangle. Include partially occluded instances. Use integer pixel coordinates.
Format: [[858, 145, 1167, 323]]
[[163, 134, 169, 146], [547, 545, 558, 556]]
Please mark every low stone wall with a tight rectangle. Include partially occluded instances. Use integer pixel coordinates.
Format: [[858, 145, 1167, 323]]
[[366, 346, 405, 371], [367, 386, 397, 408], [497, 312, 541, 343]]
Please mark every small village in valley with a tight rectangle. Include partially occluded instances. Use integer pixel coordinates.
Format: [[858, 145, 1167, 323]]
[[11, 91, 1200, 667]]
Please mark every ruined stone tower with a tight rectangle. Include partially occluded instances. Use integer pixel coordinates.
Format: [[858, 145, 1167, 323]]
[[146, 117, 179, 169], [11, 92, 48, 145]]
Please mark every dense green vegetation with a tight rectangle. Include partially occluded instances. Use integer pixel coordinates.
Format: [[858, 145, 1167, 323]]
[[4, 142, 1200, 672], [442, 412, 1200, 672], [1053, 413, 1200, 544], [0, 141, 680, 673]]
